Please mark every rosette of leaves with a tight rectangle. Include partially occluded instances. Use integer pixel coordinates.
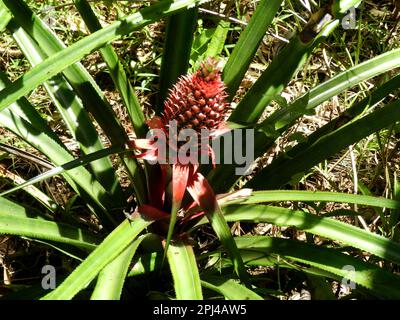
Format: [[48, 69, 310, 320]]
[[0, 0, 399, 300]]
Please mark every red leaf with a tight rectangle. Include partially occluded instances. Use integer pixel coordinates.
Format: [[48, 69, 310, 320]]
[[187, 172, 217, 213], [171, 164, 191, 207], [147, 164, 168, 209]]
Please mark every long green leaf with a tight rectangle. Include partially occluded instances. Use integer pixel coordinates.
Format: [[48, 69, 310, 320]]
[[90, 236, 146, 300], [0, 165, 59, 214], [390, 175, 400, 238], [0, 196, 48, 220], [331, 0, 363, 14], [189, 19, 225, 65], [157, 8, 198, 113], [203, 19, 230, 59], [166, 240, 203, 300], [236, 236, 400, 299], [127, 252, 162, 277], [201, 275, 263, 300], [224, 190, 400, 210], [9, 20, 123, 201], [195, 204, 400, 265], [42, 214, 152, 300], [223, 0, 283, 97], [206, 205, 249, 283], [0, 72, 118, 228], [0, 0, 10, 30], [0, 214, 98, 250], [248, 99, 400, 189], [73, 0, 147, 138], [250, 73, 400, 189], [1, 0, 133, 144], [261, 48, 400, 132], [0, 146, 124, 198], [228, 6, 341, 124]]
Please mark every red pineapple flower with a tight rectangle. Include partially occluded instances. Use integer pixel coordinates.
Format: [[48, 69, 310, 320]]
[[130, 57, 231, 165], [128, 58, 248, 280], [162, 57, 230, 131], [129, 57, 232, 232]]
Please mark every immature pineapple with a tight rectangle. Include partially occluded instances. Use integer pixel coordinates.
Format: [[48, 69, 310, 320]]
[[162, 58, 230, 132]]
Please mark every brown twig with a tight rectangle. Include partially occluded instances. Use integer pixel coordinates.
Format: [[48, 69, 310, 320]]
[[0, 143, 54, 169]]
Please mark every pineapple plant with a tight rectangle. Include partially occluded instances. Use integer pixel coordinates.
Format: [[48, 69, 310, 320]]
[[0, 0, 399, 300]]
